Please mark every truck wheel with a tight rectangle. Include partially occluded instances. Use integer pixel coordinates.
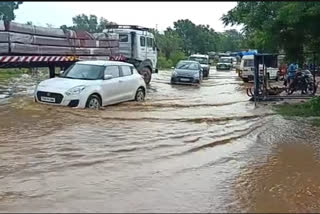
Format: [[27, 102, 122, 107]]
[[140, 67, 152, 84]]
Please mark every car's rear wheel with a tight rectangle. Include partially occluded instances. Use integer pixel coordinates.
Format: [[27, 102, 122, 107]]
[[86, 94, 101, 109], [135, 88, 145, 102]]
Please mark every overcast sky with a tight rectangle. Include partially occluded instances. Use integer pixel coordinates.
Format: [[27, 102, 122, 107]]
[[15, 1, 241, 32]]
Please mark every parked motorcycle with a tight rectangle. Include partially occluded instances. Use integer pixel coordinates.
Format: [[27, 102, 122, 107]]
[[287, 70, 316, 95]]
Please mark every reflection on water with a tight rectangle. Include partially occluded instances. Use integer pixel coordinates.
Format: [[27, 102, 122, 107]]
[[0, 68, 319, 212]]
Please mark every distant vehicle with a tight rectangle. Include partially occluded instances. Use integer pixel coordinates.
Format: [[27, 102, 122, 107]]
[[230, 56, 238, 68], [188, 54, 210, 77], [34, 60, 146, 109], [239, 55, 279, 82], [171, 60, 203, 85], [216, 57, 233, 71]]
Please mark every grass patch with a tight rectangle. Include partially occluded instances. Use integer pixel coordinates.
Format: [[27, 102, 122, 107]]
[[275, 97, 320, 126], [0, 68, 28, 79], [311, 118, 320, 127], [275, 97, 320, 117]]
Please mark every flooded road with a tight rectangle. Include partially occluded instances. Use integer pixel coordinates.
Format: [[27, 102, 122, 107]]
[[1, 68, 320, 212]]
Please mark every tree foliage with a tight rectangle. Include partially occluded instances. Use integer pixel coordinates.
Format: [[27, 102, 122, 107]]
[[154, 19, 245, 68], [221, 2, 320, 63], [0, 1, 23, 22], [60, 14, 116, 33]]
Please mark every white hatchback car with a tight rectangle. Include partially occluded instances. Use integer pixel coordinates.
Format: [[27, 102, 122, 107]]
[[34, 60, 146, 109]]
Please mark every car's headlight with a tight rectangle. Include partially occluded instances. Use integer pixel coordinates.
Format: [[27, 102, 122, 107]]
[[194, 73, 200, 78], [65, 85, 86, 96], [172, 71, 178, 76]]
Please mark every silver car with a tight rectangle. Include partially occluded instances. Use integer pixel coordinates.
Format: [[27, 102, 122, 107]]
[[170, 60, 203, 85]]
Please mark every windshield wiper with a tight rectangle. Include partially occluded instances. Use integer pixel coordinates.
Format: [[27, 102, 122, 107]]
[[62, 76, 76, 79]]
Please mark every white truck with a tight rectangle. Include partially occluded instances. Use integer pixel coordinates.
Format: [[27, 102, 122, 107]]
[[0, 22, 158, 85], [103, 25, 158, 84], [239, 55, 279, 82]]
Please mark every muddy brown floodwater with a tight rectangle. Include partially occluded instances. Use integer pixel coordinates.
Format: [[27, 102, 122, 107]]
[[1, 68, 320, 212]]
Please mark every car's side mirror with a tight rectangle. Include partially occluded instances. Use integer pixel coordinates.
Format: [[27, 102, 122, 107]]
[[60, 70, 64, 74], [104, 74, 113, 80], [171, 67, 175, 69]]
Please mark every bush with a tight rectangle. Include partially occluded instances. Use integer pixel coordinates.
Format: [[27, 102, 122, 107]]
[[169, 51, 186, 66], [157, 55, 173, 69]]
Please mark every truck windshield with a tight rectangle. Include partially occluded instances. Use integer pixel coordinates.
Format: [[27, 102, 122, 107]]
[[119, 34, 129, 42], [61, 64, 105, 80], [244, 59, 254, 67], [189, 57, 208, 64], [219, 58, 232, 63]]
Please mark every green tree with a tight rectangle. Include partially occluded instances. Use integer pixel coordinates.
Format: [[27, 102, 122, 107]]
[[221, 2, 320, 63], [0, 1, 22, 22], [173, 19, 197, 55], [217, 29, 245, 52], [173, 19, 222, 55], [97, 17, 116, 32], [154, 19, 245, 67], [61, 14, 116, 33], [155, 28, 183, 59]]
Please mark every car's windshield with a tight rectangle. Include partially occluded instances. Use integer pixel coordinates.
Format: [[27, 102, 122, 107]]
[[219, 58, 232, 63], [244, 59, 254, 67], [61, 64, 105, 80], [189, 57, 208, 64], [176, 61, 199, 70]]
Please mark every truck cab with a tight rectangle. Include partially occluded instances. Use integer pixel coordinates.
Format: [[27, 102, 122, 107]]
[[103, 25, 157, 84], [188, 54, 210, 77]]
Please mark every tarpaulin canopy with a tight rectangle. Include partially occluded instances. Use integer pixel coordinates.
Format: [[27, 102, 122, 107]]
[[237, 50, 258, 57]]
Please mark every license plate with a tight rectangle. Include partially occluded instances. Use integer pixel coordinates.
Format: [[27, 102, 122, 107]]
[[41, 96, 55, 102], [180, 78, 190, 82]]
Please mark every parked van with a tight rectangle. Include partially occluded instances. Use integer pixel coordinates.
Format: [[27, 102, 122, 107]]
[[239, 55, 255, 82], [239, 55, 279, 82]]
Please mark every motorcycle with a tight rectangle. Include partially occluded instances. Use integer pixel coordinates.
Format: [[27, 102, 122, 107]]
[[287, 70, 316, 95]]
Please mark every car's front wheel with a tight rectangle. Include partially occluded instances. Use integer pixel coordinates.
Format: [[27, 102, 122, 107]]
[[86, 94, 101, 109], [135, 88, 145, 102]]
